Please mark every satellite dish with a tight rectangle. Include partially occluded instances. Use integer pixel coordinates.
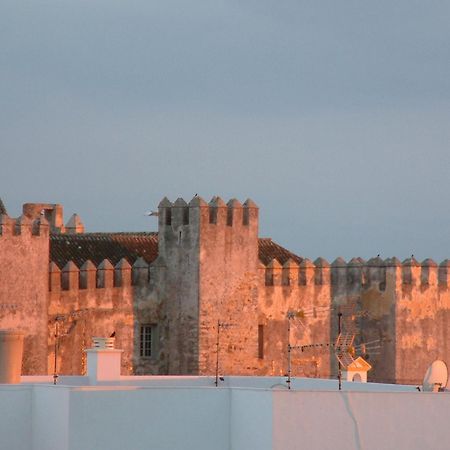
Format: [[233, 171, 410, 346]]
[[422, 360, 448, 392]]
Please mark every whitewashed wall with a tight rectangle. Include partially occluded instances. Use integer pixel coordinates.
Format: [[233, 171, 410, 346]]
[[2, 379, 450, 450], [0, 386, 31, 450], [272, 390, 450, 450]]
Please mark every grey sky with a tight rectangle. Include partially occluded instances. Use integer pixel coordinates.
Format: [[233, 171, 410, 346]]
[[1, 0, 449, 261]]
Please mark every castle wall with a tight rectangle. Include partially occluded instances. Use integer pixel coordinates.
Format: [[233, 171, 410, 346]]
[[47, 258, 164, 376], [257, 264, 332, 378], [0, 215, 49, 374], [394, 259, 450, 384]]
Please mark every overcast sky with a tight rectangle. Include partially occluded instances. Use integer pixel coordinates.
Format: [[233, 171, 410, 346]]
[[1, 0, 449, 261]]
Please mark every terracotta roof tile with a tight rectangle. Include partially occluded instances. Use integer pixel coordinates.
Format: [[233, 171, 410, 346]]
[[50, 233, 301, 269], [50, 232, 158, 268], [0, 198, 7, 215], [258, 238, 302, 266]]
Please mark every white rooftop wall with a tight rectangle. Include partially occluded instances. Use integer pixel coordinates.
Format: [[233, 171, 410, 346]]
[[2, 377, 449, 450]]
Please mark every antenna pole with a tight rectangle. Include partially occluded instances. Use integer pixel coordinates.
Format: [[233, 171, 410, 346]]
[[215, 320, 220, 387], [53, 319, 59, 385], [287, 314, 292, 390], [338, 312, 342, 391]]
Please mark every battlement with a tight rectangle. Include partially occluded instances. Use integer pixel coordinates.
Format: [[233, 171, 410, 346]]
[[261, 256, 450, 288], [158, 195, 258, 228], [49, 257, 150, 292], [0, 213, 49, 237]]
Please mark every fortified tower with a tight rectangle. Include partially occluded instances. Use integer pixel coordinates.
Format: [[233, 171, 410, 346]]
[[153, 196, 259, 375], [0, 203, 49, 374]]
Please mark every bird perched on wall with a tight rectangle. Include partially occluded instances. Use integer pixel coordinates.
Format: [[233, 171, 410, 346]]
[[110, 331, 116, 338]]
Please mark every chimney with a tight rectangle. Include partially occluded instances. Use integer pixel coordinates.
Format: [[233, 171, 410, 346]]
[[84, 337, 123, 384]]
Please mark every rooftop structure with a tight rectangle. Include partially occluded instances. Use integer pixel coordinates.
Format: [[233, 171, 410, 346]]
[[1, 341, 448, 450]]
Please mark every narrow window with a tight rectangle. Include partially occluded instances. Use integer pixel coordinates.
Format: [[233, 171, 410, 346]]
[[258, 325, 264, 359], [140, 325, 153, 357]]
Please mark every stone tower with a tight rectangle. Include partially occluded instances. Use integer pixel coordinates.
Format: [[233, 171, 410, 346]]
[[0, 206, 49, 374], [153, 196, 259, 375]]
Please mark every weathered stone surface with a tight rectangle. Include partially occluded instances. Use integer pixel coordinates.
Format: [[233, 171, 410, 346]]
[[1, 196, 450, 387]]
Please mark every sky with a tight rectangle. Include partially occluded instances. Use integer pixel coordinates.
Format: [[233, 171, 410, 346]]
[[1, 0, 449, 262]]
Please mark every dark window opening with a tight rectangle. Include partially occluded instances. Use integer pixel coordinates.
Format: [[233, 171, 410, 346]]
[[258, 325, 264, 359], [140, 325, 153, 357]]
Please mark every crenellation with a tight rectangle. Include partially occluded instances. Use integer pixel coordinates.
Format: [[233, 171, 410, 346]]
[[114, 258, 132, 287], [15, 215, 32, 235], [49, 262, 61, 292], [438, 260, 450, 286], [97, 259, 114, 288], [32, 216, 49, 236], [347, 257, 363, 288], [282, 258, 299, 286], [158, 197, 173, 228], [265, 258, 282, 285], [366, 256, 386, 287], [226, 198, 243, 226], [299, 258, 315, 285], [314, 257, 330, 285], [383, 257, 402, 289], [132, 257, 149, 285], [331, 257, 347, 288], [208, 196, 226, 224], [80, 260, 97, 289], [0, 214, 14, 235], [421, 259, 438, 286], [242, 198, 258, 226], [65, 213, 84, 234], [62, 260, 79, 291], [172, 198, 189, 227], [402, 257, 420, 285]]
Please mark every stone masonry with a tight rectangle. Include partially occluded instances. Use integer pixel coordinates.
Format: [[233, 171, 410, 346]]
[[0, 196, 449, 384]]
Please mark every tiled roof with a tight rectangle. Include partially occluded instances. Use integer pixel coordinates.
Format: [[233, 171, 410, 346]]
[[50, 232, 158, 268], [0, 198, 7, 215], [258, 238, 302, 266], [50, 233, 301, 268]]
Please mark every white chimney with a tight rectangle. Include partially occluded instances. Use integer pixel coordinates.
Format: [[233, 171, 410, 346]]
[[85, 337, 123, 384]]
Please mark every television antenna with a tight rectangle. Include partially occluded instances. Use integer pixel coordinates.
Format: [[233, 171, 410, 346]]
[[286, 306, 333, 389], [287, 304, 381, 390], [51, 309, 89, 384]]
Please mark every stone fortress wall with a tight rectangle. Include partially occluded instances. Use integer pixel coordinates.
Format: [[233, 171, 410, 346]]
[[0, 196, 449, 384], [0, 212, 49, 374]]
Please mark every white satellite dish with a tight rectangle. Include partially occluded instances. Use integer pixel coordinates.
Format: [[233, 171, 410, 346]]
[[422, 360, 448, 392]]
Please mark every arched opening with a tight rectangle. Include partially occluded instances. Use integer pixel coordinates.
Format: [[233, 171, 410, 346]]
[[352, 373, 362, 382]]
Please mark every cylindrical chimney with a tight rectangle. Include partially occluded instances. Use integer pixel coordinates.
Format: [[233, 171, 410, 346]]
[[0, 330, 24, 384]]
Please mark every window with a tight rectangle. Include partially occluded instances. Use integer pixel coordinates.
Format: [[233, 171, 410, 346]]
[[258, 324, 264, 359], [140, 325, 153, 357]]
